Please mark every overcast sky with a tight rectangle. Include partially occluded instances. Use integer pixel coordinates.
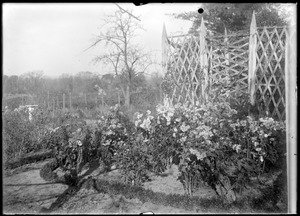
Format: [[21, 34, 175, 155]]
[[3, 3, 201, 78]]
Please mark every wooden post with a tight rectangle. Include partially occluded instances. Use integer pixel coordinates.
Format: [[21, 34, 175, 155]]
[[224, 27, 230, 66], [248, 11, 257, 106], [57, 96, 59, 110], [285, 25, 297, 214], [96, 94, 98, 109], [47, 91, 50, 109], [69, 92, 72, 111], [199, 17, 208, 104], [162, 23, 169, 75], [85, 93, 87, 110], [63, 93, 65, 111]]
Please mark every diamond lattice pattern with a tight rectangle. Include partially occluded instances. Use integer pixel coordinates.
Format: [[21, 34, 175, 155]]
[[255, 27, 287, 121]]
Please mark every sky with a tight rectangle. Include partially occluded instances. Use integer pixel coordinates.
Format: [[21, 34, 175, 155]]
[[3, 3, 201, 78]]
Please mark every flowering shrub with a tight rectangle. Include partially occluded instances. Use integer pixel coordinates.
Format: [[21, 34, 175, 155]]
[[41, 119, 97, 185], [93, 105, 134, 171], [133, 96, 286, 203]]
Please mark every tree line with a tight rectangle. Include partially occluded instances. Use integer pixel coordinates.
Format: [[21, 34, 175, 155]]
[[3, 70, 163, 110]]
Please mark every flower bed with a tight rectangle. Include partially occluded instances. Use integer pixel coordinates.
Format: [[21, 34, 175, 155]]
[[5, 96, 286, 208]]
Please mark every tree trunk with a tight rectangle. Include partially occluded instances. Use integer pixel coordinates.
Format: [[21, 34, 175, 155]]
[[125, 84, 130, 108]]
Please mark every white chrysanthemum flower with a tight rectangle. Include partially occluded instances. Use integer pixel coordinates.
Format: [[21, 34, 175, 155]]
[[135, 119, 141, 127], [240, 120, 247, 127], [256, 147, 262, 152], [77, 140, 82, 146], [103, 140, 111, 146], [175, 117, 181, 122], [146, 110, 151, 115], [180, 123, 190, 132], [140, 119, 151, 130], [234, 144, 241, 153], [180, 136, 187, 143]]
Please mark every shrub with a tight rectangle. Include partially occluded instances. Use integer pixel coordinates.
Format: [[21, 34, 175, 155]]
[[3, 107, 53, 162], [133, 97, 286, 203]]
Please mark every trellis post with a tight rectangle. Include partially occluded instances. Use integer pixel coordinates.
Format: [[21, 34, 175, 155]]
[[47, 91, 50, 109], [56, 96, 59, 110], [224, 27, 230, 66], [248, 11, 257, 106], [162, 23, 169, 75], [285, 25, 297, 214], [63, 93, 65, 111], [199, 17, 208, 103], [95, 94, 98, 108], [85, 94, 87, 110]]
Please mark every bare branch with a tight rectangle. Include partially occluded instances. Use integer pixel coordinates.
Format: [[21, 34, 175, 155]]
[[114, 3, 141, 21]]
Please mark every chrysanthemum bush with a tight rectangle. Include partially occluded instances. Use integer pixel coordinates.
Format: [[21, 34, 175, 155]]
[[9, 98, 285, 205], [131, 97, 286, 203]]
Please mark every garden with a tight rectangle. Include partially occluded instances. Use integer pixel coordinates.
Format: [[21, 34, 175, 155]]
[[3, 93, 287, 213]]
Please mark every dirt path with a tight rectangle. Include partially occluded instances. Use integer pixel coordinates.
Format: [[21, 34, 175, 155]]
[[3, 161, 217, 214]]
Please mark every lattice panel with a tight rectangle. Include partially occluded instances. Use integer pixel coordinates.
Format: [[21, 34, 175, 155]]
[[254, 27, 287, 121], [167, 34, 204, 104], [207, 32, 250, 104]]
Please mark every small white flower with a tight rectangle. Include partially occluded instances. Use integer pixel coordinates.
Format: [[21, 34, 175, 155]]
[[137, 113, 143, 119], [135, 119, 141, 127], [146, 110, 151, 115], [174, 127, 178, 132], [256, 148, 262, 152], [180, 136, 187, 143], [103, 140, 111, 146], [260, 156, 264, 162], [106, 130, 114, 135], [254, 142, 259, 147], [77, 140, 82, 146], [180, 123, 190, 132], [236, 144, 241, 153], [264, 134, 268, 138], [175, 117, 181, 122], [240, 120, 247, 127]]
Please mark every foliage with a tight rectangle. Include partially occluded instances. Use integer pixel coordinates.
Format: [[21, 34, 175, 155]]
[[41, 118, 94, 184], [132, 97, 286, 203], [3, 107, 53, 161], [5, 95, 285, 206], [172, 3, 289, 35]]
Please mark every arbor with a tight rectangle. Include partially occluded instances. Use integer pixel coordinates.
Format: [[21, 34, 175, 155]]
[[172, 3, 289, 35], [87, 7, 152, 108]]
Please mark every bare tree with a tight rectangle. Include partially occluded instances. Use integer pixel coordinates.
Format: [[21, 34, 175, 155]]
[[86, 7, 152, 108]]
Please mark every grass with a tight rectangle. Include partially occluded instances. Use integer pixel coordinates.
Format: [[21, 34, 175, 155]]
[[94, 178, 285, 213], [4, 149, 53, 170]]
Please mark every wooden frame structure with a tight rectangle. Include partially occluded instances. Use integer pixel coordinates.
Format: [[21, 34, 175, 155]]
[[162, 11, 291, 122]]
